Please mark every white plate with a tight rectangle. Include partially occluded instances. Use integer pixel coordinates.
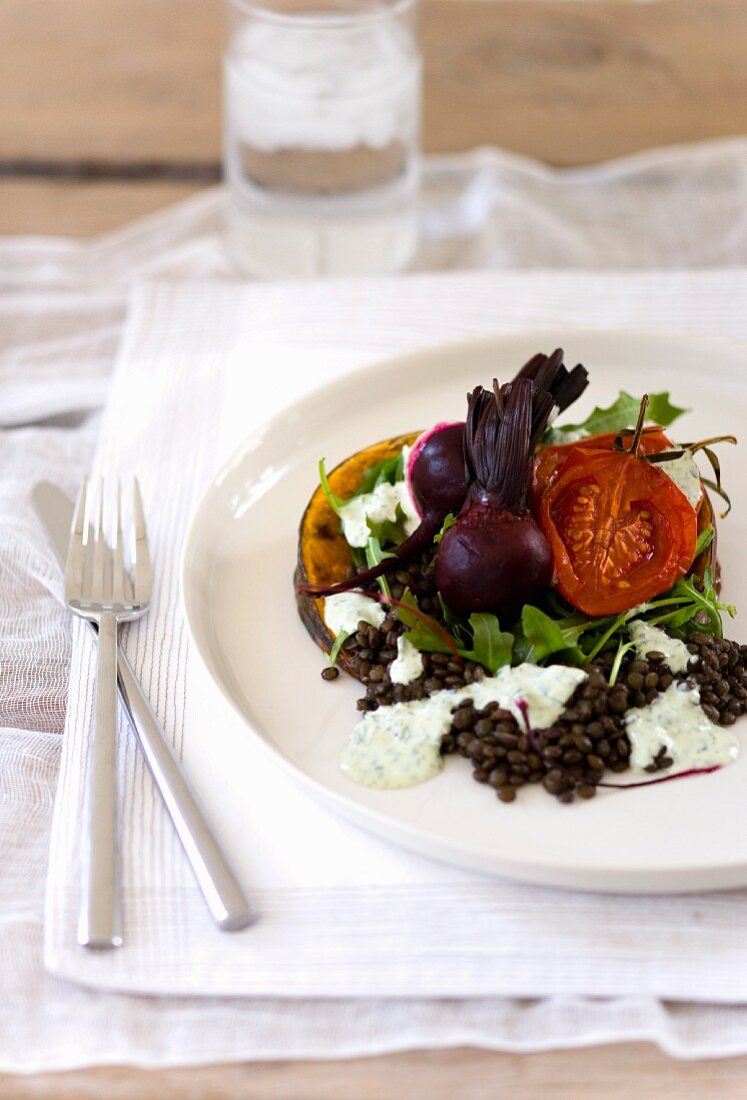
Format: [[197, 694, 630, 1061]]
[[182, 329, 747, 893]]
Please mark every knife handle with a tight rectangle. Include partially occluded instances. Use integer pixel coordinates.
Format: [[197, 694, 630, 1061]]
[[116, 647, 256, 931]]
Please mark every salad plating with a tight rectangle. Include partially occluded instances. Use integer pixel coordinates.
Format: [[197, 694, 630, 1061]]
[[295, 351, 744, 804]]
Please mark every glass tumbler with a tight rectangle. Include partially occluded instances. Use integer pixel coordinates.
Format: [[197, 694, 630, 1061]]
[[224, 0, 422, 278]]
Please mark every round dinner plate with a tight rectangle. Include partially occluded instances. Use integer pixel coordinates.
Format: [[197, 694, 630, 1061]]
[[181, 329, 747, 893]]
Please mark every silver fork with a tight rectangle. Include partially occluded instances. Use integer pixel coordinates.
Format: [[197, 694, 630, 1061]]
[[65, 478, 152, 949]]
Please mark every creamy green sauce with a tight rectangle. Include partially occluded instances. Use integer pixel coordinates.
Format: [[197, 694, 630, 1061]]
[[338, 479, 419, 548], [389, 635, 424, 686], [341, 694, 454, 789], [625, 681, 739, 773], [661, 451, 702, 509], [469, 664, 587, 730], [341, 663, 587, 790], [628, 620, 692, 674], [324, 592, 385, 636]]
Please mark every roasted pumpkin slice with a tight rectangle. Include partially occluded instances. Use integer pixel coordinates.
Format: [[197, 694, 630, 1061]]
[[295, 432, 418, 678], [295, 434, 718, 679]]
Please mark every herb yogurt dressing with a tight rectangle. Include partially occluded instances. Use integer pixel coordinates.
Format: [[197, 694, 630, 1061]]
[[660, 451, 702, 509], [341, 663, 586, 789], [324, 592, 384, 636], [625, 681, 739, 773], [389, 635, 424, 685], [628, 620, 693, 674], [338, 478, 419, 548]]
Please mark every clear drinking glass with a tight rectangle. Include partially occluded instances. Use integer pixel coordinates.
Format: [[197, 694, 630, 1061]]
[[224, 0, 422, 278]]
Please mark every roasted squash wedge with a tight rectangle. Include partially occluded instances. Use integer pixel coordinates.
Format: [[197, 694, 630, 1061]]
[[295, 433, 418, 678]]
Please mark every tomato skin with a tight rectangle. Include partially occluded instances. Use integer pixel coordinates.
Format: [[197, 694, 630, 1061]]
[[537, 448, 698, 616], [533, 427, 673, 504]]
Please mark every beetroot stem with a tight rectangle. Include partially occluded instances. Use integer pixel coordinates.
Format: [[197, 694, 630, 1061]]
[[375, 592, 462, 659]]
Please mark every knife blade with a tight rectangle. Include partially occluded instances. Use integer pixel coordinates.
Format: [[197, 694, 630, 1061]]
[[33, 481, 256, 931]]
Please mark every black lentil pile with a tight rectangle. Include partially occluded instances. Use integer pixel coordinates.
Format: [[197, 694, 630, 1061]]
[[685, 633, 747, 726], [321, 575, 747, 803], [446, 636, 747, 803], [442, 667, 631, 804], [344, 614, 486, 709]]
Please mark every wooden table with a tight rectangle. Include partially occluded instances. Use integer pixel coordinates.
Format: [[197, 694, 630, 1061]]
[[3, 0, 747, 235], [3, 0, 747, 1094]]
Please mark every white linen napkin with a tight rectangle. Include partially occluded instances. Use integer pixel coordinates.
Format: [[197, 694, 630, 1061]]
[[45, 269, 747, 1000]]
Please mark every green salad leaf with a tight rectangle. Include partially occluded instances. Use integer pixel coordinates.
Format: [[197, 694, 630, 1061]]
[[434, 513, 457, 544], [355, 452, 406, 496], [643, 568, 735, 639], [695, 524, 715, 557], [364, 536, 394, 597], [394, 592, 514, 674], [394, 591, 455, 655], [459, 613, 514, 674], [517, 605, 586, 664], [328, 629, 351, 667], [318, 457, 346, 516], [548, 390, 688, 442], [365, 503, 411, 547]]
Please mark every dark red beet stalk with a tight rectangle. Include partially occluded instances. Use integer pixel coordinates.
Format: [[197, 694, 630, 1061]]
[[435, 378, 555, 617], [515, 348, 588, 415]]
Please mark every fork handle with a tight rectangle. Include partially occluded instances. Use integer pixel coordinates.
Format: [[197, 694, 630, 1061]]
[[79, 612, 122, 949], [116, 650, 255, 931]]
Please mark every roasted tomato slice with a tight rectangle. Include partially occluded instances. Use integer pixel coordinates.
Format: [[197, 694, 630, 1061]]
[[533, 427, 673, 502], [537, 449, 698, 616]]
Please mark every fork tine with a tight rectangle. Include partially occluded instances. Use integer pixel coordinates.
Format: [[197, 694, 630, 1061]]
[[64, 478, 89, 605], [91, 478, 108, 602], [131, 478, 152, 604], [111, 481, 126, 608]]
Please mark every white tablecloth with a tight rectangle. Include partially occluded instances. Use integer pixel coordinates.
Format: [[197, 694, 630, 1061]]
[[2, 140, 747, 1071]]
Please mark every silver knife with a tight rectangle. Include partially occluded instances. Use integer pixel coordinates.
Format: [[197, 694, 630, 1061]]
[[33, 481, 256, 931]]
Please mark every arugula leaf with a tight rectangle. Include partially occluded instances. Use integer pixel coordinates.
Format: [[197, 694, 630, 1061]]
[[647, 569, 735, 638], [438, 592, 462, 627], [318, 458, 346, 516], [608, 639, 635, 686], [353, 452, 406, 497], [460, 613, 514, 674], [366, 502, 411, 547], [551, 391, 688, 439], [365, 536, 394, 597], [318, 449, 407, 520], [398, 593, 513, 673], [434, 513, 457, 544], [519, 605, 586, 664], [395, 591, 455, 655], [328, 629, 351, 667], [695, 524, 715, 557]]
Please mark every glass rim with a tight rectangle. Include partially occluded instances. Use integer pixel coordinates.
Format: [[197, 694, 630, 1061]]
[[226, 0, 417, 28]]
